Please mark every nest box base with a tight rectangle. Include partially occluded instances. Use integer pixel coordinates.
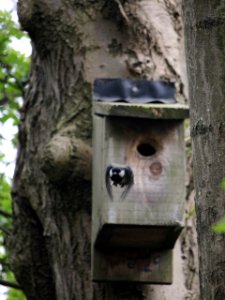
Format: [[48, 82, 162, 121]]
[[92, 247, 172, 284]]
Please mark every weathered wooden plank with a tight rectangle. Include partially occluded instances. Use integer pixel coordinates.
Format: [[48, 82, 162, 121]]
[[95, 225, 183, 250], [93, 102, 189, 119], [95, 118, 186, 227]]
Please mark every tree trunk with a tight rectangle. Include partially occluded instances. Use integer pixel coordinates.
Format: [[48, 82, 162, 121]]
[[9, 0, 198, 299], [183, 1, 225, 299]]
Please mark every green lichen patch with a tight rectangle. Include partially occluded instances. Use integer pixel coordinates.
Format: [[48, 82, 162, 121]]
[[93, 102, 189, 120]]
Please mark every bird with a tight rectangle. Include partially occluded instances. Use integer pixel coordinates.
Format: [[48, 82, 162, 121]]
[[105, 164, 134, 200]]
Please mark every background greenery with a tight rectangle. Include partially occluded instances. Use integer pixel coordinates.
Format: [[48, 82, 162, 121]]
[[0, 10, 30, 300]]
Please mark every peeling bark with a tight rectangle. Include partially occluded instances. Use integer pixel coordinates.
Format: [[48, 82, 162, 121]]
[[9, 0, 198, 299]]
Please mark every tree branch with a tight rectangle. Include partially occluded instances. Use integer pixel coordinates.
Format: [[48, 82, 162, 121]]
[[0, 209, 13, 218], [0, 225, 11, 235], [41, 134, 92, 182], [0, 278, 22, 290]]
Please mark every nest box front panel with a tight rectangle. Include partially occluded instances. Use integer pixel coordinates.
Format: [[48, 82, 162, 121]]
[[101, 116, 185, 226]]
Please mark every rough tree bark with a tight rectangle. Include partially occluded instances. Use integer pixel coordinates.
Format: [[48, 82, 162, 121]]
[[183, 1, 225, 300], [8, 0, 198, 299]]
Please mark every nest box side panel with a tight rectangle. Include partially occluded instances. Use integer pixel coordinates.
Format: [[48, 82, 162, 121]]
[[101, 117, 185, 226], [92, 114, 106, 245]]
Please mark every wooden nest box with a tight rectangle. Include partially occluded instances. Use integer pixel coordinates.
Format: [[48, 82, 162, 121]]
[[92, 79, 189, 284]]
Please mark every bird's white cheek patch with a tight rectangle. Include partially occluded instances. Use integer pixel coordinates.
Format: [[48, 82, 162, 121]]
[[119, 170, 125, 177], [109, 169, 113, 177]]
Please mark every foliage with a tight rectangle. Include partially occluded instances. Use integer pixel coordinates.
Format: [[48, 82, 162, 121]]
[[212, 179, 225, 234], [212, 217, 225, 234], [0, 10, 30, 126], [219, 179, 225, 190], [0, 9, 30, 300]]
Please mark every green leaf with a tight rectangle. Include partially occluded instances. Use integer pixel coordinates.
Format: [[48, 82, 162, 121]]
[[220, 179, 225, 190], [212, 217, 225, 233], [7, 288, 26, 300]]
